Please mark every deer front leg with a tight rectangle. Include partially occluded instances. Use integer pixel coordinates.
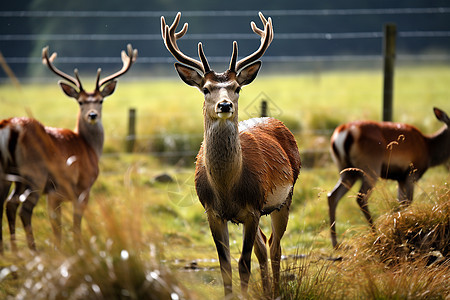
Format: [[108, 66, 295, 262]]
[[207, 212, 232, 295], [327, 174, 358, 248], [356, 177, 375, 229], [73, 192, 89, 248], [239, 215, 259, 297], [47, 193, 62, 248]]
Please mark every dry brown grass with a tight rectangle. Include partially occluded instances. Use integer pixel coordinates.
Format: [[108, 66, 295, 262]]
[[2, 193, 190, 300], [276, 183, 450, 300], [363, 185, 449, 265]]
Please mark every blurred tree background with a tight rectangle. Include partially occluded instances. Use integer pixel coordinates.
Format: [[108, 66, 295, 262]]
[[1, 0, 449, 80]]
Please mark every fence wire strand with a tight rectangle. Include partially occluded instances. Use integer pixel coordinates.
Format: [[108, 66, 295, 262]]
[[1, 7, 449, 18]]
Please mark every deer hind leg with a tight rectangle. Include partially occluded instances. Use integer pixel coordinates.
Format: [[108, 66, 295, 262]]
[[327, 171, 359, 248], [397, 176, 414, 206], [18, 189, 40, 251], [269, 202, 290, 295], [6, 183, 27, 252], [47, 193, 62, 248], [207, 212, 232, 296], [253, 227, 270, 294], [0, 181, 12, 254]]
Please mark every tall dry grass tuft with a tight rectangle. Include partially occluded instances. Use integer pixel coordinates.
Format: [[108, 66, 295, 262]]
[[277, 254, 340, 300], [277, 253, 450, 300], [344, 182, 450, 299], [276, 183, 450, 300], [362, 183, 449, 265], [357, 258, 450, 299], [9, 193, 189, 300]]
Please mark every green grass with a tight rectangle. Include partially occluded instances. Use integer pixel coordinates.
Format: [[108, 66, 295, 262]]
[[2, 65, 449, 153], [0, 65, 449, 299]]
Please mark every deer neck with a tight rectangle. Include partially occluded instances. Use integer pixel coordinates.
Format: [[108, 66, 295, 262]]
[[75, 114, 104, 159], [427, 125, 450, 167], [203, 116, 243, 192]]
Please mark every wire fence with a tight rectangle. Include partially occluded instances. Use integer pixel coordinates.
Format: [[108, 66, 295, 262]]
[[3, 30, 450, 41], [1, 7, 450, 81], [1, 7, 449, 166], [2, 7, 450, 17]]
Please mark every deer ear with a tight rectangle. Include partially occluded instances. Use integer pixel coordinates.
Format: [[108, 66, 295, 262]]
[[59, 81, 80, 99], [174, 63, 203, 88], [236, 61, 261, 86], [434, 107, 450, 125], [100, 80, 117, 98]]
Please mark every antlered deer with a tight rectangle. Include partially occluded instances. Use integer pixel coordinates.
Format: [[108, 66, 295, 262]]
[[161, 12, 301, 296], [0, 44, 137, 252], [328, 107, 450, 248]]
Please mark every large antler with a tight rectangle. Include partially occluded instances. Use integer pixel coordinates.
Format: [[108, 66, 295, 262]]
[[96, 44, 138, 90], [42, 46, 84, 91], [161, 12, 211, 74], [229, 12, 274, 72]]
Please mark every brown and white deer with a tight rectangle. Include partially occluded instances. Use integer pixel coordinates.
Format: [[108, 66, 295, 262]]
[[0, 44, 137, 252], [161, 12, 301, 296], [328, 107, 450, 248]]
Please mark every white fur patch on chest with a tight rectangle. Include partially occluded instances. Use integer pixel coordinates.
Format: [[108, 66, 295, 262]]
[[238, 117, 270, 132]]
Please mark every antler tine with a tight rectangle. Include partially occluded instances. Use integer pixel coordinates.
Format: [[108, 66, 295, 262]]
[[94, 68, 101, 90], [161, 15, 167, 39], [198, 42, 211, 73], [97, 43, 138, 89], [161, 12, 209, 74], [234, 12, 274, 72], [228, 41, 238, 72], [168, 12, 189, 42], [252, 12, 274, 44], [161, 13, 187, 43], [74, 69, 84, 91], [161, 13, 180, 50], [42, 46, 81, 89]]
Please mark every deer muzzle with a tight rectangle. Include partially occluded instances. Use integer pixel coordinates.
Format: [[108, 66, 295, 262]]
[[87, 111, 99, 124], [216, 101, 233, 119]]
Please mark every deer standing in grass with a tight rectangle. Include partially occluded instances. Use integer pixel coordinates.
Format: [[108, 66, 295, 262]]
[[0, 44, 137, 252], [161, 12, 301, 296], [328, 107, 450, 248]]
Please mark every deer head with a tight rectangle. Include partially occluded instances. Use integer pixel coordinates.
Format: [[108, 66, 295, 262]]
[[161, 12, 273, 124], [42, 44, 138, 127]]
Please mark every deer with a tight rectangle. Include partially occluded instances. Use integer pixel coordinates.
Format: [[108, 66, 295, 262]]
[[327, 107, 450, 248], [161, 12, 301, 297], [0, 44, 137, 252]]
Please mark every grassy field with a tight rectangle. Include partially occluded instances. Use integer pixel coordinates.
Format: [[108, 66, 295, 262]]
[[0, 65, 449, 299]]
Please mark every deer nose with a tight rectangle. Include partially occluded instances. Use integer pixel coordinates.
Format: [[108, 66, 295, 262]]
[[88, 111, 98, 122], [217, 102, 233, 113], [216, 101, 233, 119]]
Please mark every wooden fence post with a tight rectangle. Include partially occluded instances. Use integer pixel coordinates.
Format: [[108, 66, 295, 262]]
[[382, 23, 397, 122], [126, 108, 136, 153], [261, 100, 268, 117]]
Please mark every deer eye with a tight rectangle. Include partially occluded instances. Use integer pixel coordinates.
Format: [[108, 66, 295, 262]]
[[99, 100, 103, 104], [202, 88, 210, 95], [235, 87, 241, 94], [78, 101, 83, 106]]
